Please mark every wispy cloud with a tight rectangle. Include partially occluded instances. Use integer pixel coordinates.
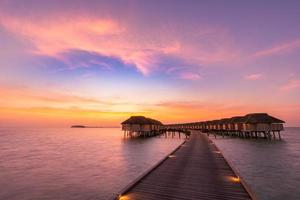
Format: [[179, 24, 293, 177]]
[[179, 71, 201, 80], [279, 79, 300, 92], [252, 38, 300, 58], [0, 13, 239, 76], [244, 73, 263, 80], [0, 83, 171, 114], [164, 65, 202, 81]]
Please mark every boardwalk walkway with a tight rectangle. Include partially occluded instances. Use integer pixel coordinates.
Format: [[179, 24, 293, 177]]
[[119, 132, 253, 200]]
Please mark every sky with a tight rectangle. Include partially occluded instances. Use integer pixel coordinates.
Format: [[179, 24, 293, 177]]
[[0, 0, 300, 127]]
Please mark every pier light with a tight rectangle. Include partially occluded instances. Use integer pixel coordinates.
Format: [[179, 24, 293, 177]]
[[118, 194, 129, 200], [228, 176, 240, 183]]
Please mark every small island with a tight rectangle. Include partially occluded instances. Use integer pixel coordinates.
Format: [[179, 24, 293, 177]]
[[71, 125, 86, 128]]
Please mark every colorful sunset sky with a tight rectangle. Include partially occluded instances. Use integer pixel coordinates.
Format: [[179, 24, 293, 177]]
[[0, 0, 299, 127]]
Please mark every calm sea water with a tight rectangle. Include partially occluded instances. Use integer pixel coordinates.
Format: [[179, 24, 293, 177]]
[[0, 128, 183, 200], [210, 127, 300, 200], [1, 127, 299, 200]]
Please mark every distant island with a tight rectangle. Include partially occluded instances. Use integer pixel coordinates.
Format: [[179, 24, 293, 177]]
[[71, 125, 120, 128], [71, 125, 86, 128]]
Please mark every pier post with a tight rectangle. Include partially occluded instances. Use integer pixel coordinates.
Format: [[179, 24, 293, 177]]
[[278, 131, 282, 140], [267, 131, 271, 140]]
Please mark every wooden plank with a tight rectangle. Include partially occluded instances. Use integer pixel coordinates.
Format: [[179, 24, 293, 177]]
[[114, 132, 255, 200]]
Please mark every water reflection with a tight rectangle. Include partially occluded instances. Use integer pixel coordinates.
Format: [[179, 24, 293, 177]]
[[0, 128, 183, 200], [211, 127, 300, 200]]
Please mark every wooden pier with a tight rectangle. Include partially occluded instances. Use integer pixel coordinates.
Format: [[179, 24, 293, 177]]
[[114, 132, 255, 200]]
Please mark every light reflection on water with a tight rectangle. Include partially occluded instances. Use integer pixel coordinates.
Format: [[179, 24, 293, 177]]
[[211, 127, 300, 200], [0, 128, 183, 200]]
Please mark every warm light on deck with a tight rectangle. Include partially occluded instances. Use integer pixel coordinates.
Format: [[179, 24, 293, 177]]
[[168, 155, 176, 158], [118, 194, 129, 200], [228, 176, 240, 183]]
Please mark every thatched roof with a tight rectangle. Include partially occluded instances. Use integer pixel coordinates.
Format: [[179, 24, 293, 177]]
[[121, 116, 163, 125], [217, 118, 231, 124], [229, 116, 245, 123], [243, 113, 285, 124], [198, 121, 205, 125], [148, 118, 164, 125], [210, 120, 220, 125]]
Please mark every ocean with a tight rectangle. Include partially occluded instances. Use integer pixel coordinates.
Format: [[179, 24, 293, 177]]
[[1, 127, 299, 200], [0, 128, 183, 200], [210, 127, 300, 200]]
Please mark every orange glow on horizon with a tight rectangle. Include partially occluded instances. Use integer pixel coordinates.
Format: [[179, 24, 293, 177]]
[[0, 101, 298, 127]]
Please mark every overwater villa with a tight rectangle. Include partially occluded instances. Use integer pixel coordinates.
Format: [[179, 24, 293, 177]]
[[121, 116, 163, 137], [240, 113, 285, 139], [230, 116, 245, 132], [121, 113, 285, 139], [242, 113, 285, 132]]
